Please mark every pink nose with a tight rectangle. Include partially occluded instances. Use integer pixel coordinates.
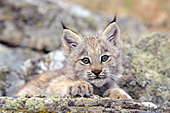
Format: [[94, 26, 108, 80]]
[[92, 70, 102, 76]]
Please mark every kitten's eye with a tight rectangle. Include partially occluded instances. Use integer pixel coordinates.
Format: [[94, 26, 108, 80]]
[[101, 55, 109, 62], [81, 57, 90, 64]]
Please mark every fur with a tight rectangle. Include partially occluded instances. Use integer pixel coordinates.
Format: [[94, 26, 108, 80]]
[[16, 18, 131, 99]]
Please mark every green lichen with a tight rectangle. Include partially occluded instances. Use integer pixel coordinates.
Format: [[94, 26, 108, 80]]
[[121, 32, 170, 106], [0, 95, 170, 112], [2, 98, 18, 110], [25, 97, 44, 111]]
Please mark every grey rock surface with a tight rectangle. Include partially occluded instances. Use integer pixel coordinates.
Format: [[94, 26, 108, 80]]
[[0, 44, 42, 71], [0, 44, 42, 96], [20, 49, 65, 80], [5, 69, 25, 96]]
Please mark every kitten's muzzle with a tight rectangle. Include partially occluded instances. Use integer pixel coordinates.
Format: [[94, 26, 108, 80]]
[[87, 70, 107, 80], [92, 70, 102, 76]]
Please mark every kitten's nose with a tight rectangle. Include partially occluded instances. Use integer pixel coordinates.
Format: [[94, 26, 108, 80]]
[[92, 70, 102, 76]]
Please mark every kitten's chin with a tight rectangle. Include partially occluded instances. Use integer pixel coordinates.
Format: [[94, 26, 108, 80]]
[[89, 79, 106, 87]]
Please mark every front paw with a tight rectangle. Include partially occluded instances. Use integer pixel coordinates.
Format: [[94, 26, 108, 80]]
[[103, 88, 132, 99], [68, 81, 93, 97]]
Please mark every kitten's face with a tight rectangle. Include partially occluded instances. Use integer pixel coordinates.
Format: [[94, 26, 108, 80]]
[[62, 18, 122, 87], [72, 36, 121, 87]]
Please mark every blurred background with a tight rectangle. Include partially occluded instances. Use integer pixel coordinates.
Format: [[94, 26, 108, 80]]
[[0, 0, 170, 107], [64, 0, 170, 34]]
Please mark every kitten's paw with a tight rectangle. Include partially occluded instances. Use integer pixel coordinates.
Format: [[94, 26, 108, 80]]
[[69, 81, 93, 97], [103, 88, 132, 99]]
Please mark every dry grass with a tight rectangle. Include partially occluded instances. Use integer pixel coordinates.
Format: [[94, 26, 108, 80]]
[[62, 0, 170, 32]]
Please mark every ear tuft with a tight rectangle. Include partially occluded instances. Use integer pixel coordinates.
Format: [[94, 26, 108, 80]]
[[106, 15, 117, 27], [102, 18, 121, 47], [61, 21, 68, 29], [113, 14, 116, 22]]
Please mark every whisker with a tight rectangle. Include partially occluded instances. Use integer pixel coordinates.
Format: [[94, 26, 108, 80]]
[[108, 74, 120, 81]]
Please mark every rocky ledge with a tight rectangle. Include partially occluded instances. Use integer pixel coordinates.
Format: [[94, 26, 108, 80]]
[[0, 95, 169, 112]]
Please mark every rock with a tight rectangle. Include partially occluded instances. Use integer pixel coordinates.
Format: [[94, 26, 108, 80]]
[[0, 0, 60, 52], [0, 21, 24, 46], [120, 32, 170, 106], [0, 0, 147, 52], [20, 49, 65, 80], [0, 95, 169, 112], [119, 16, 148, 45], [0, 44, 42, 96], [0, 44, 42, 71], [4, 68, 25, 96], [0, 66, 25, 96], [0, 77, 5, 96]]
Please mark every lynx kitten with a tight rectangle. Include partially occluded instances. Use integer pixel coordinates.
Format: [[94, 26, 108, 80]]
[[16, 16, 131, 99]]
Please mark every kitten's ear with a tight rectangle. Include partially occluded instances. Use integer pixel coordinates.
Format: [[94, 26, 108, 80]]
[[102, 16, 121, 47], [61, 22, 82, 55]]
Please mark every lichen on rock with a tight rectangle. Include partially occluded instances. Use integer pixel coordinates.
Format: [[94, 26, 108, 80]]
[[0, 95, 169, 112], [120, 32, 170, 106]]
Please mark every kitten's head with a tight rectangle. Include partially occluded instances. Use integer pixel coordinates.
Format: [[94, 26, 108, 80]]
[[61, 17, 122, 87]]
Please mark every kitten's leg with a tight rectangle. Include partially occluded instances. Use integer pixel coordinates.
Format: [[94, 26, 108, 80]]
[[103, 88, 132, 99], [15, 84, 43, 96], [46, 76, 93, 97]]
